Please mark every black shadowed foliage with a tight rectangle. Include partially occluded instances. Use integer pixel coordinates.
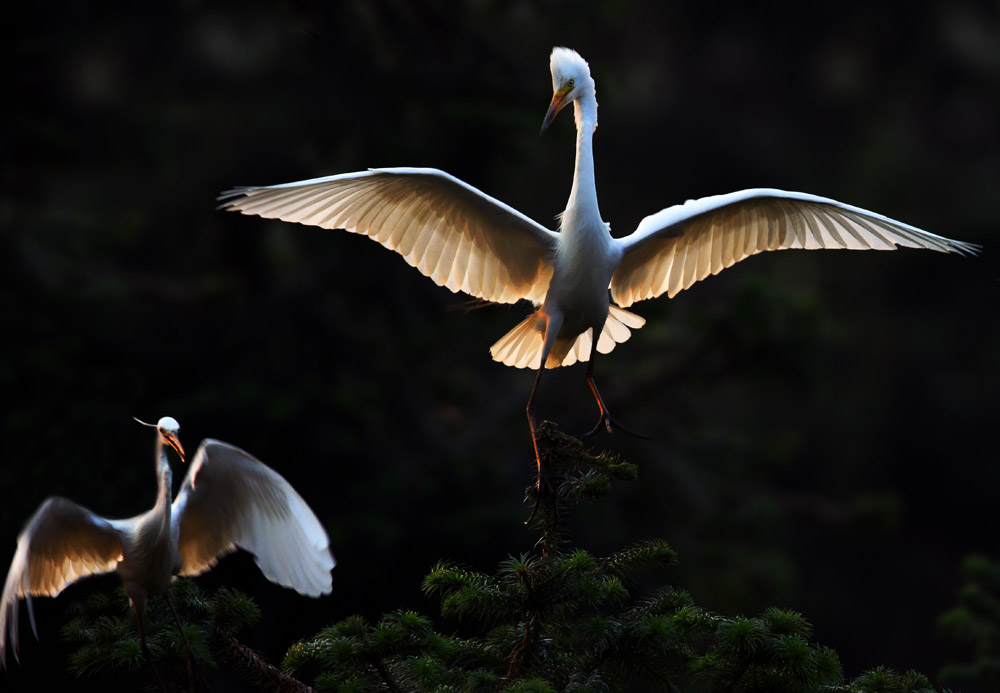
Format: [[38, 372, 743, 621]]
[[937, 554, 1000, 691], [61, 579, 311, 691], [279, 425, 950, 692]]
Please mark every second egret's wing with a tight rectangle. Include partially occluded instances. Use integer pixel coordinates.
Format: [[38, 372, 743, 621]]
[[1, 498, 122, 667], [173, 440, 334, 598], [611, 189, 980, 307], [219, 168, 559, 304]]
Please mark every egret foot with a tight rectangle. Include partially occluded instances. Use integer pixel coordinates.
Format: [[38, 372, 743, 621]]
[[581, 358, 651, 441], [524, 465, 556, 527], [524, 461, 564, 556], [581, 412, 652, 441]]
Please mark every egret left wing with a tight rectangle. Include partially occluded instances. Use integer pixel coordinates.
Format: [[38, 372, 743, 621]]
[[611, 189, 980, 307], [219, 167, 558, 305], [1, 498, 122, 667], [173, 440, 334, 598]]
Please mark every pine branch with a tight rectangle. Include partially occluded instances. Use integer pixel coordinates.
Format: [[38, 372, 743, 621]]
[[371, 657, 404, 693], [525, 421, 637, 550], [215, 631, 314, 693]]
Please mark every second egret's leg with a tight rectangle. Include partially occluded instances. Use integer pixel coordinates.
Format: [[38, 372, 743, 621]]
[[134, 604, 166, 693], [165, 591, 199, 689]]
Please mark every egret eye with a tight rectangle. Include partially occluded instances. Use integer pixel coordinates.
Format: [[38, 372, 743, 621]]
[[566, 78, 575, 89]]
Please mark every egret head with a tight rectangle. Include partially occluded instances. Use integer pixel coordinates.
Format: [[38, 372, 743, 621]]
[[541, 47, 595, 133], [134, 416, 186, 462]]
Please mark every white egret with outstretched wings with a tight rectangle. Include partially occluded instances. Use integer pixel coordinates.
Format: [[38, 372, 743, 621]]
[[219, 47, 979, 471], [0, 416, 334, 667]]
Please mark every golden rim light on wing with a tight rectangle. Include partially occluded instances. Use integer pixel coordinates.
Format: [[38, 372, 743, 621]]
[[220, 168, 559, 306], [611, 189, 981, 307]]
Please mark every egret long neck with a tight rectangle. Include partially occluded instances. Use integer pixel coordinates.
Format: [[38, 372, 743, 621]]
[[153, 437, 173, 519], [565, 92, 600, 224]]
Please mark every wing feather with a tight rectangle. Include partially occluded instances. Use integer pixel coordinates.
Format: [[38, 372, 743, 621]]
[[430, 226, 460, 289], [1, 499, 122, 667], [220, 168, 559, 305], [668, 240, 689, 298], [612, 188, 980, 307], [173, 441, 334, 597]]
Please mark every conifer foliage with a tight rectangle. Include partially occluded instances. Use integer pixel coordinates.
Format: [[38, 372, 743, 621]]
[[62, 579, 311, 691], [938, 553, 1000, 690], [278, 423, 945, 692], [61, 423, 955, 691]]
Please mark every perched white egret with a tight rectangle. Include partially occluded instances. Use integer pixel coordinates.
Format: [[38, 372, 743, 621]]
[[0, 416, 335, 668], [218, 47, 979, 470]]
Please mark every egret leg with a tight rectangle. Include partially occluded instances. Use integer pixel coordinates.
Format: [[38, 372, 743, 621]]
[[165, 592, 200, 690], [581, 342, 651, 441], [525, 315, 561, 526], [526, 369, 544, 475], [134, 605, 167, 693], [525, 366, 550, 526]]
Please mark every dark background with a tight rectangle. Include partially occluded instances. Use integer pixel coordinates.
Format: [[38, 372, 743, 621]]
[[2, 1, 997, 690]]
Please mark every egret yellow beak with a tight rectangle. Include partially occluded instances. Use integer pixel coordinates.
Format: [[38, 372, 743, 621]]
[[163, 431, 186, 463], [541, 82, 574, 134]]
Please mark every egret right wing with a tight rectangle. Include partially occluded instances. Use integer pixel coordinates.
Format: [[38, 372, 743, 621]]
[[1, 498, 122, 667], [611, 189, 981, 307], [219, 167, 559, 305], [173, 440, 334, 598]]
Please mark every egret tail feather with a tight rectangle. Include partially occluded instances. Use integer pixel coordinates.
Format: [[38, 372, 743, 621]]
[[490, 305, 644, 370]]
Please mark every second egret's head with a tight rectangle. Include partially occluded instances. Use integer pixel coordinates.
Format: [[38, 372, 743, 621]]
[[156, 417, 185, 462], [541, 47, 595, 133], [135, 415, 186, 462]]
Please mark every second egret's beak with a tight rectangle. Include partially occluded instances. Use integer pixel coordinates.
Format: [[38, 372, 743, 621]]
[[541, 83, 574, 134], [163, 431, 186, 463]]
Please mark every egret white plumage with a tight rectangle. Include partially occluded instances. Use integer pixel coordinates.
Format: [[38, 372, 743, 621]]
[[0, 416, 335, 668], [218, 47, 979, 473]]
